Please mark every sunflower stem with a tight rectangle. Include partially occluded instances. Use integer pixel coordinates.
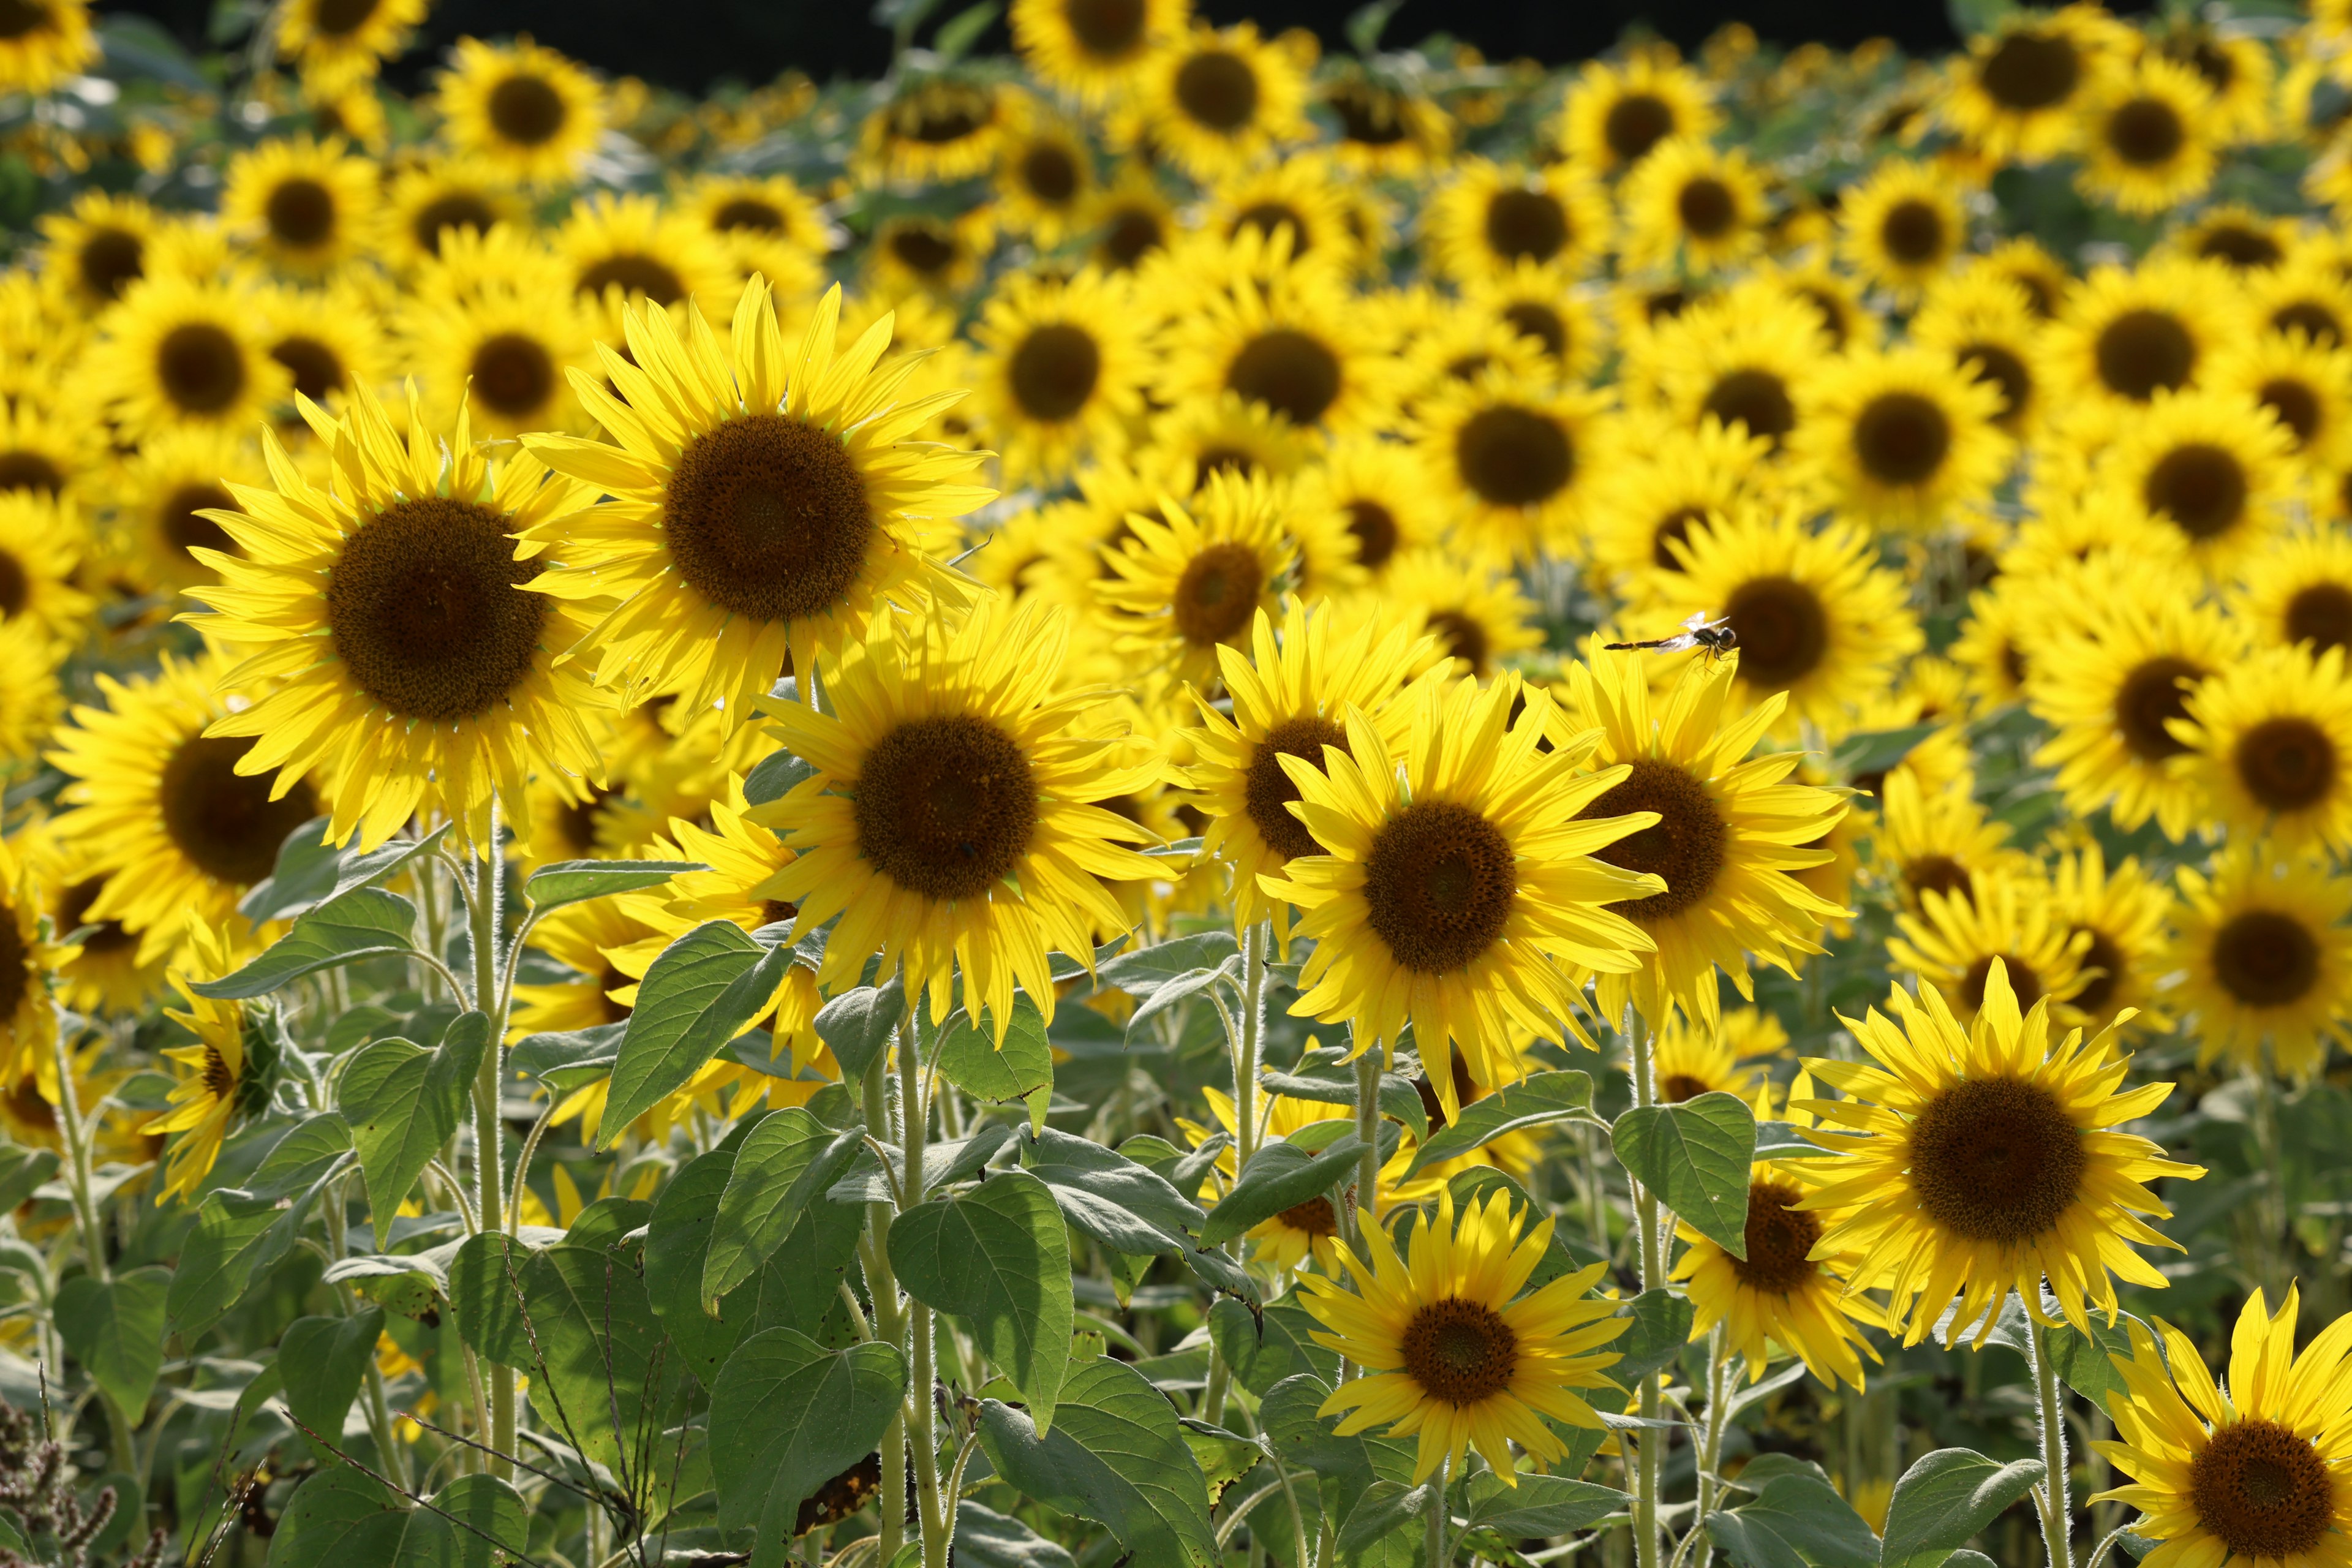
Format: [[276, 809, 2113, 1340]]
[[48, 1006, 108, 1286], [1625, 1008, 1664, 1568], [1425, 1453, 1448, 1568], [1352, 1047, 1382, 1244], [863, 1022, 909, 1568], [900, 1006, 951, 1568], [1687, 1324, 1729, 1568], [467, 812, 513, 1480], [2027, 1314, 2076, 1568]]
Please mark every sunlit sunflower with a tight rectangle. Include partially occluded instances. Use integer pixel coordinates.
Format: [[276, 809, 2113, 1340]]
[[1801, 959, 2199, 1346], [1585, 412, 1771, 592], [866, 210, 995, 300], [1837, 158, 1969, 303], [383, 156, 532, 271], [2234, 527, 2352, 661], [2171, 205, 2289, 274], [1099, 468, 1297, 692], [991, 103, 1095, 247], [258, 281, 391, 419], [971, 268, 1148, 486], [1300, 1188, 1626, 1484], [522, 279, 990, 722], [2094, 1287, 2352, 1568], [1936, 4, 2128, 162], [1205, 154, 1378, 279], [677, 172, 829, 296], [186, 385, 607, 853], [1556, 53, 1718, 176], [1789, 347, 2007, 530], [1462, 261, 1607, 384], [1411, 367, 1607, 563], [1869, 769, 2026, 916], [1369, 549, 1533, 684], [399, 279, 597, 439], [2162, 20, 2275, 141], [1160, 247, 1400, 438], [859, 78, 1007, 186], [507, 896, 659, 1038], [35, 189, 157, 312], [2209, 331, 2352, 473], [40, 839, 167, 1019], [1268, 671, 1664, 1106], [0, 0, 96, 94], [1187, 601, 1440, 941], [1131, 23, 1310, 183], [1421, 159, 1611, 284], [0, 492, 91, 647], [1182, 1078, 1432, 1273], [147, 924, 260, 1203], [221, 137, 381, 276], [0, 618, 61, 766], [1645, 280, 1827, 455], [2176, 844, 2352, 1079], [1618, 135, 1768, 276], [0, 834, 71, 1079], [1635, 506, 1921, 734], [1147, 390, 1317, 497], [47, 651, 326, 965], [1648, 1006, 1774, 1104], [556, 191, 737, 338], [1085, 163, 1178, 273], [434, 35, 605, 185], [1008, 0, 1187, 107], [2049, 842, 2174, 1037], [276, 0, 427, 90], [2047, 257, 2242, 414], [1893, 869, 2088, 1027], [2076, 58, 2218, 216], [2027, 582, 2241, 842], [93, 275, 292, 440], [2174, 642, 2352, 858], [752, 597, 1161, 1038], [0, 398, 97, 512], [1290, 436, 1446, 594], [2250, 259, 2352, 352], [1319, 69, 1453, 177]]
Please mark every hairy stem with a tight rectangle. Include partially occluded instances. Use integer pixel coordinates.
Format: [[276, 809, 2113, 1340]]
[[2029, 1315, 2076, 1568], [468, 809, 513, 1478], [1626, 1009, 1663, 1568]]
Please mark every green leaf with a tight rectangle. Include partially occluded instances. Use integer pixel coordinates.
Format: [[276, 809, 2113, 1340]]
[[280, 1308, 386, 1455], [1200, 1128, 1398, 1248], [522, 859, 704, 916], [1098, 932, 1237, 995], [1259, 1051, 1428, 1143], [978, 1356, 1217, 1568], [1123, 957, 1240, 1042], [1406, 1071, 1593, 1174], [196, 888, 418, 1000], [1023, 1126, 1204, 1254], [340, 1039, 464, 1246], [510, 1244, 692, 1485], [1706, 1459, 1879, 1568], [1879, 1449, 2044, 1568], [2043, 1314, 2141, 1406], [424, 1474, 531, 1568], [813, 974, 904, 1080], [956, 1502, 1076, 1568], [709, 1329, 905, 1533], [1207, 1294, 1337, 1398], [1826, 723, 1940, 782], [600, 921, 790, 1147], [247, 1115, 354, 1200], [1335, 1481, 1431, 1555], [167, 1190, 281, 1338], [1945, 0, 2018, 40], [933, 0, 1000, 59], [268, 1469, 529, 1568], [1461, 1471, 1624, 1536], [889, 1169, 1072, 1433], [742, 750, 815, 805], [1611, 1092, 1756, 1257], [1613, 1289, 1696, 1390], [56, 1267, 170, 1419], [703, 1110, 862, 1305], [0, 1145, 59, 1212], [935, 1000, 1054, 1130], [447, 1232, 535, 1366], [643, 1148, 745, 1387], [240, 821, 452, 925]]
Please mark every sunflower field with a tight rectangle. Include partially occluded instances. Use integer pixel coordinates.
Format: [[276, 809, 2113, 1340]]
[[13, 0, 2352, 1566]]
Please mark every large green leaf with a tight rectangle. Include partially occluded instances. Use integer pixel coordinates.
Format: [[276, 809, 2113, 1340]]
[[447, 1232, 537, 1367], [1098, 932, 1237, 996], [1460, 1471, 1624, 1536], [812, 974, 904, 1080], [956, 1502, 1077, 1568], [702, 1109, 862, 1305], [267, 1468, 529, 1568], [279, 1308, 386, 1456], [935, 1000, 1054, 1130], [522, 860, 704, 916], [195, 888, 418, 1000], [1705, 1457, 1880, 1568], [1405, 1071, 1593, 1175], [510, 1244, 691, 1485], [978, 1355, 1216, 1568], [889, 1169, 1071, 1433], [1206, 1294, 1336, 1398], [247, 1115, 355, 1200], [1879, 1449, 2044, 1568], [708, 1329, 905, 1534], [1611, 1091, 1756, 1257], [600, 921, 791, 1145], [56, 1268, 170, 1419], [2042, 1313, 2141, 1406], [1200, 1128, 1397, 1248], [1613, 1289, 1696, 1390], [643, 1148, 745, 1387], [167, 1190, 284, 1338], [339, 1039, 464, 1245], [1023, 1127, 1204, 1254], [240, 821, 451, 926], [0, 1146, 58, 1212]]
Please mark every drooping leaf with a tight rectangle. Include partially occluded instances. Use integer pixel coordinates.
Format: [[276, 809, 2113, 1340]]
[[522, 860, 705, 916], [1207, 1294, 1337, 1398], [954, 1502, 1077, 1568], [246, 1115, 355, 1200], [1406, 1071, 1594, 1175], [1611, 1092, 1756, 1257], [339, 1039, 465, 1245], [889, 1169, 1072, 1432], [1826, 724, 1941, 782], [600, 922, 790, 1145], [935, 1000, 1054, 1128], [1023, 1126, 1204, 1254], [1879, 1449, 2044, 1568], [279, 1308, 386, 1456], [1706, 1457, 1880, 1568], [266, 1468, 529, 1568], [509, 1244, 692, 1485], [642, 1148, 745, 1387], [2041, 1313, 2141, 1406], [0, 1147, 58, 1212], [167, 1190, 286, 1338], [447, 1232, 537, 1366], [1200, 1127, 1399, 1248], [1460, 1471, 1624, 1536], [239, 821, 451, 926], [813, 974, 905, 1080], [1123, 957, 1240, 1042], [709, 1329, 905, 1533], [196, 888, 419, 1000], [56, 1268, 170, 1419], [702, 1110, 863, 1305], [978, 1355, 1217, 1568]]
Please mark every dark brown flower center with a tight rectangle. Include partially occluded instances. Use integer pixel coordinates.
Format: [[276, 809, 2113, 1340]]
[[2213, 910, 2321, 1008], [1400, 1295, 1518, 1404], [1660, 1072, 1710, 1102], [312, 0, 381, 39], [2274, 301, 2342, 347], [1484, 189, 1567, 264], [888, 224, 956, 277], [1603, 92, 1675, 162], [471, 332, 557, 418], [58, 876, 137, 959], [326, 497, 549, 722], [2143, 444, 2247, 541], [2234, 716, 2337, 812], [1275, 1196, 1338, 1237], [1905, 854, 1974, 907], [1702, 368, 1796, 447], [1853, 391, 1951, 486], [663, 413, 873, 627], [2114, 656, 2201, 761], [1175, 49, 1258, 133], [2106, 97, 2184, 166], [2258, 378, 2321, 448], [1363, 800, 1516, 973], [851, 714, 1037, 903], [1980, 29, 2080, 111], [1960, 342, 2031, 426], [1728, 1177, 1822, 1294], [271, 336, 345, 402], [1961, 954, 2041, 1014], [1502, 301, 1567, 360], [77, 227, 144, 301], [0, 0, 51, 42], [1427, 610, 1489, 677], [1456, 404, 1572, 508], [1099, 205, 1163, 269], [1019, 144, 1080, 205], [489, 74, 567, 146], [0, 905, 28, 1022], [2188, 1418, 2332, 1561], [713, 197, 783, 233], [1065, 0, 1145, 56], [266, 178, 337, 249], [413, 192, 497, 255], [158, 323, 249, 415], [6, 1074, 52, 1133], [1907, 1075, 2085, 1243], [1009, 323, 1101, 421], [1245, 715, 1347, 862], [2196, 224, 2280, 269], [1172, 541, 1264, 647], [2286, 582, 2352, 655], [161, 483, 237, 562], [1583, 756, 1727, 922], [2071, 926, 2125, 1017], [1231, 202, 1310, 254], [1649, 507, 1706, 569], [578, 253, 685, 306], [0, 451, 62, 497], [1343, 499, 1399, 570], [2095, 310, 2194, 401], [1724, 576, 1828, 688], [1676, 178, 1736, 239], [0, 551, 24, 618], [1330, 83, 1408, 146], [1226, 329, 1341, 426], [201, 1042, 236, 1100], [161, 734, 322, 886], [1880, 199, 1947, 265]]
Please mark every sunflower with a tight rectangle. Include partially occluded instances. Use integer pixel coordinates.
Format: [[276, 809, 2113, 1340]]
[[508, 897, 660, 1038], [1319, 70, 1453, 178], [1800, 959, 2198, 1346], [0, 398, 96, 511], [1411, 367, 1607, 564], [1649, 1007, 1773, 1104], [0, 618, 61, 766], [46, 652, 327, 965], [867, 211, 995, 300], [1205, 156, 1373, 278], [1644, 280, 1826, 456], [2093, 1287, 2352, 1568], [992, 105, 1095, 247], [1635, 506, 1922, 734], [1421, 159, 1611, 284], [383, 156, 532, 271], [258, 281, 391, 418], [1290, 435, 1446, 593], [0, 834, 71, 1080], [1160, 248, 1400, 439], [1789, 347, 2007, 530], [2234, 527, 2352, 660], [433, 35, 605, 185], [521, 279, 990, 723], [2173, 205, 2289, 273], [2076, 58, 2218, 216], [557, 192, 737, 337], [0, 492, 91, 648], [399, 279, 597, 439], [970, 269, 1148, 487], [146, 924, 258, 1203], [2050, 843, 2174, 1037], [1462, 262, 1608, 383], [1085, 164, 1177, 273], [2047, 257, 2242, 414], [1098, 468, 1296, 692], [1556, 53, 1718, 176], [678, 172, 829, 295], [1380, 549, 1540, 683], [1869, 769, 2026, 916], [0, 0, 96, 94], [1268, 671, 1665, 1105], [1183, 1078, 1432, 1274], [221, 137, 381, 276], [1618, 136, 1768, 276], [2159, 22, 2275, 143], [2174, 643, 2352, 859], [35, 189, 157, 311], [1978, 235, 2073, 321], [93, 275, 291, 440], [1186, 601, 1440, 941], [1008, 0, 1187, 107], [1131, 23, 1310, 183], [275, 0, 427, 90], [1892, 869, 2089, 1027], [1584, 412, 1772, 592], [1936, 4, 2128, 162], [2209, 331, 2352, 472], [42, 843, 167, 1019], [858, 78, 1006, 186], [2027, 581, 2241, 842], [2249, 260, 2352, 351], [1948, 575, 2054, 714], [1298, 1188, 1627, 1484], [750, 597, 1160, 1038], [1836, 158, 1969, 303]]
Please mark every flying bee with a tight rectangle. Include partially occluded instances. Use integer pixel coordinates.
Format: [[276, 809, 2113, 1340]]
[[1604, 612, 1738, 661]]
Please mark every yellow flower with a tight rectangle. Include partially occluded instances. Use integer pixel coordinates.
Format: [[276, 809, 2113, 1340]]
[[1618, 137, 1768, 276], [1008, 0, 1186, 107], [92, 275, 291, 441], [219, 137, 382, 276], [1129, 23, 1311, 183], [146, 924, 254, 1204], [1409, 367, 1609, 563], [2050, 843, 2176, 1038], [0, 0, 97, 95], [2170, 846, 2352, 1079], [2178, 643, 2352, 858], [1836, 159, 1969, 303], [1420, 159, 1611, 284], [1787, 346, 2008, 530], [1555, 54, 1718, 177], [1891, 869, 2089, 1028], [433, 35, 605, 185], [1098, 469, 1298, 693], [970, 268, 1150, 487], [275, 0, 428, 91], [2075, 57, 2218, 216], [1935, 4, 2130, 162]]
